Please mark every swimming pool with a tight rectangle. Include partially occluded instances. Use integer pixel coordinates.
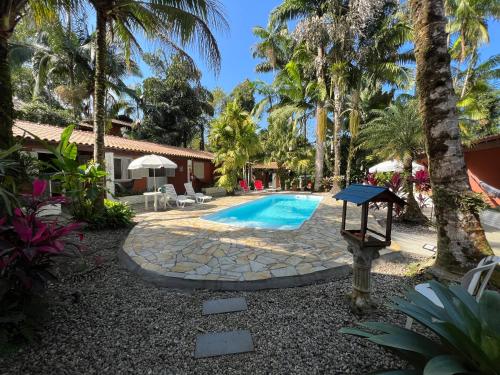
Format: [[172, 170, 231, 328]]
[[202, 194, 323, 230]]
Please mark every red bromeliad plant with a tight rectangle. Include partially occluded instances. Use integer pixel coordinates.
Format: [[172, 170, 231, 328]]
[[0, 179, 82, 345], [413, 169, 431, 192]]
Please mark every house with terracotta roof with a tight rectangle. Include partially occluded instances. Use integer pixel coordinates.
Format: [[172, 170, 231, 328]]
[[14, 120, 215, 196]]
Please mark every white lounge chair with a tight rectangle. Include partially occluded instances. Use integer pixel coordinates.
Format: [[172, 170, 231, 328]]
[[184, 182, 212, 204], [159, 184, 195, 208], [405, 255, 500, 329]]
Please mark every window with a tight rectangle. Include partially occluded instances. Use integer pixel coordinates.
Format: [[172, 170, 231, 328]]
[[193, 161, 205, 179], [114, 158, 132, 180], [114, 159, 122, 180], [149, 168, 176, 177]]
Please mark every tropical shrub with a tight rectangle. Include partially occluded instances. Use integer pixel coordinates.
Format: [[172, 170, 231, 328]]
[[60, 162, 107, 221], [209, 100, 261, 192], [15, 102, 75, 127], [340, 281, 500, 374], [365, 172, 404, 214], [85, 200, 135, 230], [0, 180, 82, 350], [0, 145, 22, 216], [321, 177, 334, 191], [34, 125, 107, 221], [413, 169, 431, 193]]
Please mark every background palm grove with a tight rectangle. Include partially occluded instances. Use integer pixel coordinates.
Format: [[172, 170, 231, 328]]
[[0, 0, 499, 370]]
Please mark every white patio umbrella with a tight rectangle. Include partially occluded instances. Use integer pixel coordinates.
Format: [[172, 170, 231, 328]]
[[368, 159, 425, 174], [128, 154, 177, 191]]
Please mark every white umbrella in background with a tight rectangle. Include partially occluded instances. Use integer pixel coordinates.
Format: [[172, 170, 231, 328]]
[[128, 154, 177, 191], [368, 159, 425, 174]]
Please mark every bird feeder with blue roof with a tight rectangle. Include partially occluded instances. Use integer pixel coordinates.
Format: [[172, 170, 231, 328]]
[[333, 184, 406, 312], [333, 184, 406, 249]]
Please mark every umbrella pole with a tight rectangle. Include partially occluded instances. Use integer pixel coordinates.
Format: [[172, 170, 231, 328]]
[[154, 168, 157, 191]]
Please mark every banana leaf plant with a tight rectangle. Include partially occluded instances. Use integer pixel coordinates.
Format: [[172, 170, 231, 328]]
[[340, 281, 500, 374]]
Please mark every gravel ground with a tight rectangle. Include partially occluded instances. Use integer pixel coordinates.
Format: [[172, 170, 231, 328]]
[[1, 227, 429, 375]]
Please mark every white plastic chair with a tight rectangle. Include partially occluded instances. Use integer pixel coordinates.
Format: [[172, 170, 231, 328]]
[[159, 184, 195, 208], [184, 182, 212, 204], [405, 256, 500, 329]]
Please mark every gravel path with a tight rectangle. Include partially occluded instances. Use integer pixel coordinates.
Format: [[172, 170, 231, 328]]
[[1, 227, 429, 375]]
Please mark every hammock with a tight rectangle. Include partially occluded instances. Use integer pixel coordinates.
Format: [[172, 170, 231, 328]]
[[469, 172, 500, 198]]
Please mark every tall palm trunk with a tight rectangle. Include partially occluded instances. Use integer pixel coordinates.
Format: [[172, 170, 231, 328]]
[[199, 124, 205, 150], [460, 47, 476, 99], [314, 46, 326, 191], [411, 0, 493, 271], [345, 90, 360, 185], [0, 32, 13, 149], [93, 9, 107, 206], [94, 10, 106, 166], [332, 84, 342, 191], [66, 6, 78, 119], [400, 155, 427, 223]]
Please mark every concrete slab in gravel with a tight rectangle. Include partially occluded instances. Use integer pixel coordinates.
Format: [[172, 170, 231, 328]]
[[202, 297, 248, 315], [195, 330, 254, 358]]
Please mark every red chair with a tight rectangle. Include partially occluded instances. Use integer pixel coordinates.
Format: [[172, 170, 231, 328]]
[[239, 180, 249, 192], [254, 180, 264, 191]]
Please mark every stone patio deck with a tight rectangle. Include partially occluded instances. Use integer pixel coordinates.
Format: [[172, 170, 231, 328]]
[[120, 193, 400, 290]]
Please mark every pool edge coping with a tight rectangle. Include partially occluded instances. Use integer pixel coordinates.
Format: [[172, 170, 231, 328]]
[[118, 247, 402, 291]]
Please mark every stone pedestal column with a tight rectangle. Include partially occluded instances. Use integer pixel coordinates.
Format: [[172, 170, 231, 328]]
[[347, 243, 383, 313]]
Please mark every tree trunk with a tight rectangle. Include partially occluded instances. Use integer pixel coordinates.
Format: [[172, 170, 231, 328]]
[[346, 91, 360, 186], [0, 33, 13, 150], [199, 123, 205, 150], [400, 155, 428, 223], [332, 84, 342, 191], [314, 46, 326, 191], [93, 9, 107, 206], [411, 0, 493, 272], [460, 47, 476, 99]]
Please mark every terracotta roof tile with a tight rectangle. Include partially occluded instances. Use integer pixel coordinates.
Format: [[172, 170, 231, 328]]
[[14, 120, 214, 161]]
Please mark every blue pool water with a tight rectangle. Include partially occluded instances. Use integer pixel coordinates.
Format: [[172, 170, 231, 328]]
[[202, 194, 323, 230]]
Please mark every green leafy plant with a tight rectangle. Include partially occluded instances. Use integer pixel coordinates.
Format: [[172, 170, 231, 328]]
[[0, 180, 82, 352], [340, 281, 500, 374], [85, 200, 135, 230], [321, 177, 334, 191], [0, 144, 22, 216], [31, 125, 108, 221], [15, 102, 76, 127]]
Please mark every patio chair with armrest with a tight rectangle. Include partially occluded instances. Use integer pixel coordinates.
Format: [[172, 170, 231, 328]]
[[184, 182, 212, 203], [254, 180, 264, 191], [159, 184, 195, 208], [405, 255, 500, 329], [239, 180, 250, 193]]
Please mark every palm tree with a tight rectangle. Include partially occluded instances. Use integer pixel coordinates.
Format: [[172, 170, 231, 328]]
[[343, 12, 413, 184], [269, 60, 315, 138], [361, 101, 428, 223], [457, 54, 499, 143], [87, 0, 227, 170], [252, 19, 292, 74], [410, 0, 493, 272], [271, 0, 330, 191], [0, 0, 64, 149], [446, 0, 498, 70], [209, 100, 261, 192]]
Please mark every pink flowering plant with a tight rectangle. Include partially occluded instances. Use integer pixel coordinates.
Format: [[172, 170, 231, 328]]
[[0, 179, 82, 348], [413, 169, 431, 192]]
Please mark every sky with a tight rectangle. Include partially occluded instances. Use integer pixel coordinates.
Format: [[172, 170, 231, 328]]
[[129, 0, 282, 93], [130, 0, 500, 95]]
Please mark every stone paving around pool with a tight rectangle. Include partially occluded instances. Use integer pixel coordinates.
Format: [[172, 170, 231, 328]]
[[121, 193, 400, 289]]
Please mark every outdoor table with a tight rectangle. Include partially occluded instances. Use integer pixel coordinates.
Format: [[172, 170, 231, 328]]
[[143, 191, 163, 211]]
